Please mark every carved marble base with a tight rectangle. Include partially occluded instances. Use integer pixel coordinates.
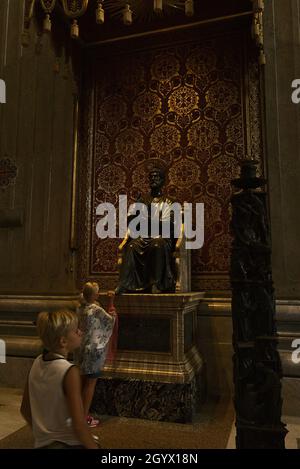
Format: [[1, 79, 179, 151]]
[[91, 371, 205, 423], [95, 292, 206, 422]]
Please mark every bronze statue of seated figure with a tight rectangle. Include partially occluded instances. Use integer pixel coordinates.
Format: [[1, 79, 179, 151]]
[[115, 167, 190, 294]]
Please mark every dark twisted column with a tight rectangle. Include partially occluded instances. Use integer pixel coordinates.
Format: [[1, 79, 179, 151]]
[[230, 160, 287, 448]]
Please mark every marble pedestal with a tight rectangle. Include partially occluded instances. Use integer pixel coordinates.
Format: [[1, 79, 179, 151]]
[[92, 292, 206, 423]]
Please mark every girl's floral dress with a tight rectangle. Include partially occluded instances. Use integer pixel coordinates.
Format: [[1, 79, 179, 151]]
[[74, 303, 115, 375]]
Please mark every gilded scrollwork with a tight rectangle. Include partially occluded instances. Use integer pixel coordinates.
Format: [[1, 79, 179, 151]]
[[22, 0, 36, 46]]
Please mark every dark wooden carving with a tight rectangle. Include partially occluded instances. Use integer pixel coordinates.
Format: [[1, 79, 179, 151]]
[[230, 160, 287, 448]]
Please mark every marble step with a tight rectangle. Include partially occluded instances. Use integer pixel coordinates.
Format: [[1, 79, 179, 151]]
[[0, 320, 36, 337]]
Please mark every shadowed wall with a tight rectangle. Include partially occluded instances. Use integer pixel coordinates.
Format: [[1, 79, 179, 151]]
[[0, 0, 76, 295]]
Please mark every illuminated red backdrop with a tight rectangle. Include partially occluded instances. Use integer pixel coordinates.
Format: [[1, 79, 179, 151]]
[[77, 25, 263, 292]]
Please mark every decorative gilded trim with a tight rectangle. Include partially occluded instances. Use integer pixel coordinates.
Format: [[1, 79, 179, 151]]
[[76, 67, 95, 286], [22, 0, 36, 46], [61, 0, 89, 19], [251, 0, 266, 65], [70, 97, 79, 250]]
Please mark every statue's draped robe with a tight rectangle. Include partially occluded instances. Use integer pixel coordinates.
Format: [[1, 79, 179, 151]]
[[118, 195, 177, 292]]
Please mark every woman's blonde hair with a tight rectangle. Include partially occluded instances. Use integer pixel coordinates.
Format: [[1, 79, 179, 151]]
[[36, 310, 78, 351], [79, 282, 99, 305]]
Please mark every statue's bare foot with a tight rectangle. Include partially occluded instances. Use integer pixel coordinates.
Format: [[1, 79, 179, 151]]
[[152, 284, 162, 294], [115, 286, 126, 295]]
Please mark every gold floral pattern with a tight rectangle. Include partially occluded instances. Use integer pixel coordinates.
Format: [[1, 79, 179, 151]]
[[96, 165, 126, 194], [188, 120, 220, 150], [93, 238, 120, 273], [186, 47, 217, 79], [168, 86, 199, 116], [116, 151, 146, 170], [95, 132, 110, 162], [207, 155, 240, 186], [151, 54, 180, 82], [226, 116, 243, 143], [200, 195, 223, 227], [99, 96, 127, 123], [208, 234, 232, 271], [168, 159, 200, 189], [249, 57, 263, 171], [118, 60, 145, 95], [131, 164, 150, 190], [206, 81, 238, 111], [133, 91, 162, 121], [115, 129, 144, 157], [150, 124, 181, 155]]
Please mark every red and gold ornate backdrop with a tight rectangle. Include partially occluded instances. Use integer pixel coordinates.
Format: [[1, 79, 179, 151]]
[[77, 25, 263, 292]]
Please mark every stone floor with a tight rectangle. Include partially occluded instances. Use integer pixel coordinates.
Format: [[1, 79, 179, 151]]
[[0, 387, 234, 449], [226, 418, 300, 449], [226, 377, 300, 449], [0, 387, 24, 440], [0, 382, 300, 449]]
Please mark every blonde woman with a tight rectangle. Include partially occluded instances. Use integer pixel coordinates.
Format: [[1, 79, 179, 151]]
[[20, 310, 98, 449], [74, 282, 116, 427]]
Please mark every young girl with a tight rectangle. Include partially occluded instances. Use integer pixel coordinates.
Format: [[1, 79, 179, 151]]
[[20, 310, 98, 449], [74, 282, 116, 427]]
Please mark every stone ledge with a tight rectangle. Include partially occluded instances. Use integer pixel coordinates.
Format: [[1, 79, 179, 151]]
[[100, 292, 205, 313], [0, 320, 36, 337], [1, 336, 42, 358], [103, 346, 203, 384], [0, 296, 79, 316], [197, 298, 300, 321]]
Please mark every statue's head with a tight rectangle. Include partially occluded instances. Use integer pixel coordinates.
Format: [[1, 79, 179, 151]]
[[148, 166, 166, 191]]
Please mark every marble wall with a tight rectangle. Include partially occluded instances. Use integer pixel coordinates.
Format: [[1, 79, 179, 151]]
[[264, 0, 300, 299], [0, 0, 76, 295]]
